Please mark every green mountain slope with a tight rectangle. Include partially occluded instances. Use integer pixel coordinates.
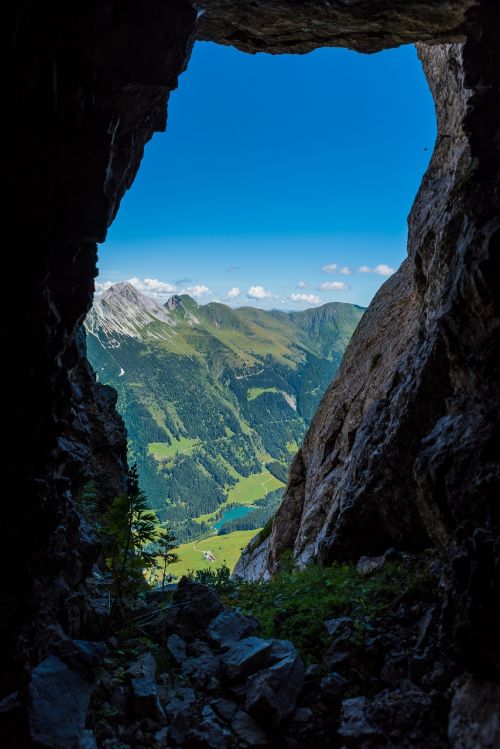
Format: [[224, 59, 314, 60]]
[[85, 282, 364, 542]]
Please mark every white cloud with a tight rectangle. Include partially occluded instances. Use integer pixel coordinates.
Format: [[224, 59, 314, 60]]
[[290, 293, 321, 305], [322, 263, 337, 273], [94, 276, 213, 301], [127, 277, 177, 297], [186, 284, 211, 298], [339, 266, 352, 276], [296, 280, 308, 288], [356, 264, 396, 276], [227, 287, 241, 300], [318, 281, 349, 291], [95, 280, 115, 294], [95, 277, 177, 298], [247, 285, 276, 300], [143, 277, 177, 293], [127, 277, 143, 287], [373, 264, 396, 276]]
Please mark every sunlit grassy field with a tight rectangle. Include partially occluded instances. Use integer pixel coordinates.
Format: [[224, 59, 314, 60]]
[[166, 529, 261, 578]]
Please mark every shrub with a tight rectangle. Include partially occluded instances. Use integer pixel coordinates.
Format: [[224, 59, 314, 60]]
[[210, 558, 438, 662]]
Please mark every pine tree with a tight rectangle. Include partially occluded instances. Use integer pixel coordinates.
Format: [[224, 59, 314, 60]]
[[103, 464, 160, 606], [157, 526, 179, 589]]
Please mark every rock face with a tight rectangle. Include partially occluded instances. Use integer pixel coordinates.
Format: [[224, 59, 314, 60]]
[[198, 0, 476, 54], [240, 32, 500, 674], [5, 0, 197, 699], [5, 0, 500, 740]]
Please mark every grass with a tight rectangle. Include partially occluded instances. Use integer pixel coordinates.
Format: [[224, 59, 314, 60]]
[[147, 436, 199, 460], [146, 403, 171, 434], [193, 468, 284, 525], [219, 557, 439, 662], [286, 440, 299, 454], [227, 469, 283, 503], [166, 529, 261, 578], [247, 386, 279, 401]]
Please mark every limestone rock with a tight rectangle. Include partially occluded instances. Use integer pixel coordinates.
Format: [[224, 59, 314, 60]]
[[27, 655, 92, 749], [207, 609, 258, 650], [190, 705, 232, 748], [168, 578, 224, 638], [166, 633, 188, 665], [320, 672, 348, 705], [448, 675, 500, 749], [236, 32, 500, 680], [338, 697, 383, 745], [164, 687, 197, 746], [324, 617, 353, 638], [221, 637, 273, 683], [233, 534, 272, 581], [128, 653, 165, 720], [210, 698, 238, 723], [356, 555, 386, 576], [245, 652, 304, 726], [231, 710, 270, 747], [199, 0, 475, 54]]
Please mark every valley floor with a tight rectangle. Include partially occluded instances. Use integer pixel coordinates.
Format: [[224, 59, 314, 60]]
[[166, 529, 261, 578]]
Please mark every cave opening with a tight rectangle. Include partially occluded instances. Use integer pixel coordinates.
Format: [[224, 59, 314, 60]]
[[6, 0, 500, 743], [87, 39, 436, 579]]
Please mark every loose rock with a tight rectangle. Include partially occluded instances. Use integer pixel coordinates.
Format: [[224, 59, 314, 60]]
[[356, 555, 386, 576], [207, 609, 258, 650], [245, 652, 304, 726], [221, 637, 273, 683]]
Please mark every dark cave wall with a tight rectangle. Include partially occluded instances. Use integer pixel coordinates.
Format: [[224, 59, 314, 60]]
[[3, 0, 499, 706], [4, 0, 198, 696], [198, 0, 476, 53]]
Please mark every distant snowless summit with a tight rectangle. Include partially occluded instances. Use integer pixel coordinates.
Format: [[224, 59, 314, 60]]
[[88, 280, 364, 345], [85, 280, 365, 544]]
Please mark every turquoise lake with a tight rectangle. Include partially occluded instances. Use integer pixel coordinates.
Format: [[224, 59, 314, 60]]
[[214, 505, 254, 531]]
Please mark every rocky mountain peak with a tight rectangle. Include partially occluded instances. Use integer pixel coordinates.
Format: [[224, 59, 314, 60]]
[[165, 294, 183, 310], [86, 282, 174, 341]]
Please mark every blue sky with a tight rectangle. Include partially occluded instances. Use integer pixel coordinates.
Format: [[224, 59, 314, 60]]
[[97, 41, 436, 309]]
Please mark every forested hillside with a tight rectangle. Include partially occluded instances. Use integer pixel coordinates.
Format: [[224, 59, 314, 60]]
[[86, 283, 364, 543]]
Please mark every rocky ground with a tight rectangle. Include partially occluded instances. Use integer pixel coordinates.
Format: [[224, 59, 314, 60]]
[[7, 550, 497, 748]]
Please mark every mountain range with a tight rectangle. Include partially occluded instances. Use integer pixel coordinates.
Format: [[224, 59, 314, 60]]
[[85, 282, 364, 543]]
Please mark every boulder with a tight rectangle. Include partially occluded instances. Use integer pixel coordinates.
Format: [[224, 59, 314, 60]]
[[268, 638, 298, 663], [338, 697, 384, 746], [53, 638, 108, 680], [448, 675, 500, 749], [27, 654, 92, 749], [169, 578, 224, 638], [320, 672, 348, 705], [167, 635, 220, 688], [231, 710, 270, 747], [189, 705, 232, 748], [245, 652, 304, 726], [207, 609, 258, 650], [128, 653, 165, 720], [221, 637, 273, 683], [323, 633, 357, 670], [210, 698, 238, 723], [166, 633, 187, 665], [164, 687, 197, 746], [324, 617, 353, 638], [356, 555, 386, 576], [183, 653, 221, 689]]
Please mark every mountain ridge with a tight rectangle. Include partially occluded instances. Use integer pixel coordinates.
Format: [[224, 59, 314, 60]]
[[85, 282, 365, 543]]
